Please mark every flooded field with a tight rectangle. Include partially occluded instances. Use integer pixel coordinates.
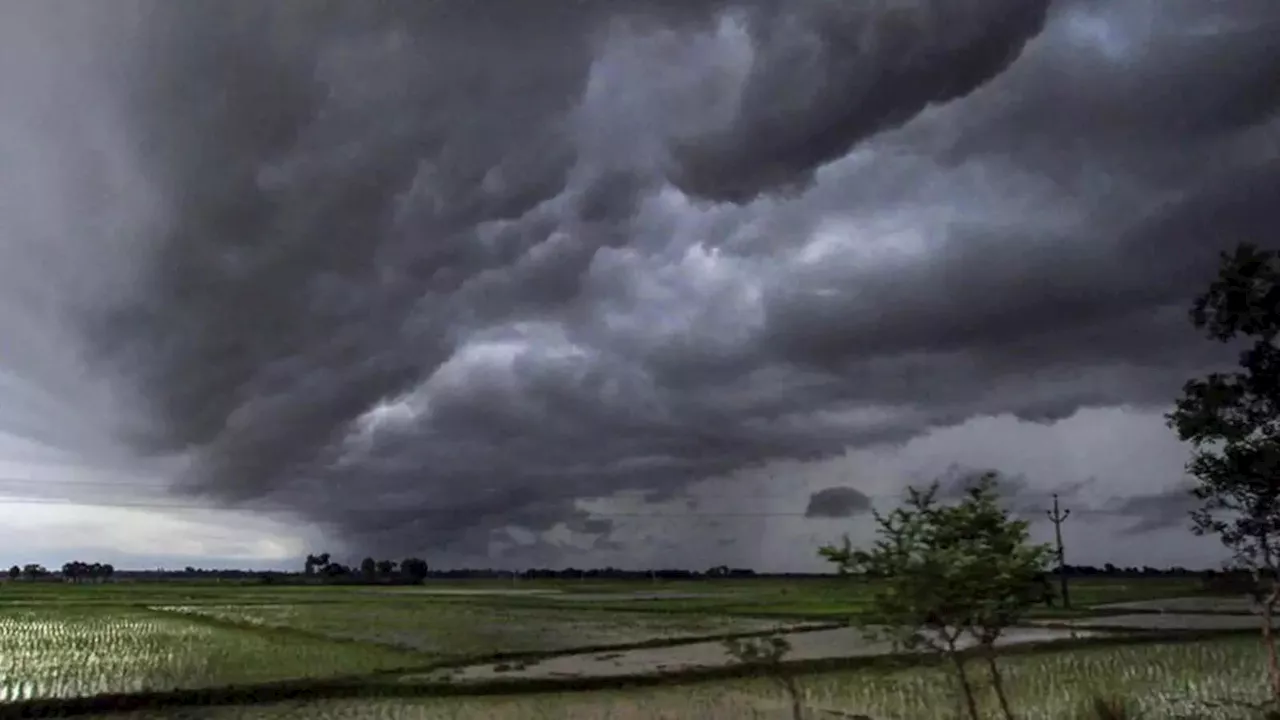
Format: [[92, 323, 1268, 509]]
[[361, 588, 561, 597], [1040, 612, 1268, 632], [416, 625, 1112, 683], [1092, 596, 1255, 614], [152, 602, 810, 658], [548, 591, 732, 602]]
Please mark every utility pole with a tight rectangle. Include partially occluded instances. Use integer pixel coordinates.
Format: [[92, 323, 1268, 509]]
[[1046, 493, 1071, 609]]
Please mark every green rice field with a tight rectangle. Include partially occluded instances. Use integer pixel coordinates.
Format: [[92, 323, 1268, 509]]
[[0, 606, 421, 701], [150, 601, 805, 657], [83, 637, 1275, 719], [0, 576, 1270, 718]]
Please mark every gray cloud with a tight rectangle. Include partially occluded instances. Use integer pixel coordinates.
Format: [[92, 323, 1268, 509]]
[[1105, 486, 1202, 536], [804, 486, 871, 519], [2, 0, 1278, 564]]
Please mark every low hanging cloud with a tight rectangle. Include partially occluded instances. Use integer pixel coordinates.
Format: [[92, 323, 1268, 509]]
[[804, 486, 872, 519], [1106, 486, 1203, 536], [0, 0, 1278, 563]]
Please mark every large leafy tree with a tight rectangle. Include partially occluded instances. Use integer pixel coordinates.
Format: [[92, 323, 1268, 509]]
[[1168, 242, 1280, 701], [820, 471, 1051, 720]]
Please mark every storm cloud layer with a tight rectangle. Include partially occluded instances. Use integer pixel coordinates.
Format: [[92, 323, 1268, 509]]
[[3, 0, 1280, 563]]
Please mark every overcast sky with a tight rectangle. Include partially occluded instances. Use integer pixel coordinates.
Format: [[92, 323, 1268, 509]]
[[0, 0, 1277, 571]]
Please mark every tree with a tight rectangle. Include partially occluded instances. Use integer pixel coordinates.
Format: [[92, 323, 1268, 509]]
[[322, 562, 350, 579], [375, 559, 397, 577], [360, 557, 377, 582], [304, 552, 333, 578], [723, 636, 805, 720], [1168, 242, 1280, 702], [21, 564, 46, 581], [6, 566, 18, 581], [400, 557, 429, 583], [819, 471, 1052, 720], [936, 474, 1054, 720]]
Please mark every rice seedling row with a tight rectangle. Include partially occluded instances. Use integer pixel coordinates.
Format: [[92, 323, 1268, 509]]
[[0, 608, 424, 701], [83, 634, 1280, 719]]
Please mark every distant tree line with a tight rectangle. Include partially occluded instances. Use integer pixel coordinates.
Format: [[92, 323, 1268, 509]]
[[1057, 563, 1200, 577], [5, 562, 115, 582], [2, 558, 1233, 585], [301, 553, 430, 584], [297, 556, 760, 583], [0, 557, 1229, 586]]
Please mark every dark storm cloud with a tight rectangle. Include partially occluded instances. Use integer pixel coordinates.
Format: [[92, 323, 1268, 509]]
[[804, 486, 871, 519], [670, 0, 1054, 201], [17, 0, 1275, 562]]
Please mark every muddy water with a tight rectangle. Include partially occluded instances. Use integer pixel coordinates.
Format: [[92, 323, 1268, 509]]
[[1037, 612, 1269, 631], [412, 626, 1108, 683]]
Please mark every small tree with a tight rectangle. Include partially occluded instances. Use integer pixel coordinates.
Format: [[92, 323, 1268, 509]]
[[820, 471, 1052, 720], [723, 635, 805, 720], [821, 483, 980, 720], [1168, 242, 1280, 702], [359, 557, 377, 582], [375, 559, 397, 578], [6, 565, 18, 581], [940, 473, 1054, 720]]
